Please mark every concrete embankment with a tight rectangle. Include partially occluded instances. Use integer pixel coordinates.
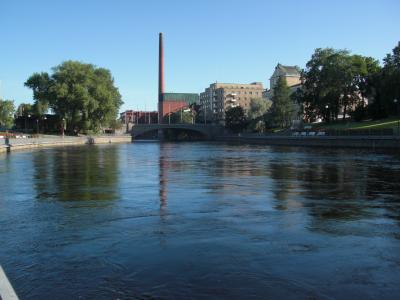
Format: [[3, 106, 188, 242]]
[[87, 135, 133, 144], [0, 145, 8, 154], [0, 265, 19, 300], [0, 135, 132, 154], [218, 135, 400, 149]]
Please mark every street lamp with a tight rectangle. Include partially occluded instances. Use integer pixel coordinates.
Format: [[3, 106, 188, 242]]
[[43, 116, 47, 134], [325, 105, 329, 122], [61, 118, 65, 137], [394, 99, 399, 135], [26, 114, 31, 133]]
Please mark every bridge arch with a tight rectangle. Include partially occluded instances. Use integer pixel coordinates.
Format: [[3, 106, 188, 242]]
[[130, 124, 223, 140]]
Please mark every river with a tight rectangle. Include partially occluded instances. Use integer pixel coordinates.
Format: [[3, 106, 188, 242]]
[[0, 142, 400, 299]]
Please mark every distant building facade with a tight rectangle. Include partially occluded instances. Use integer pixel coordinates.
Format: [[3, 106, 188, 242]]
[[199, 82, 264, 123], [121, 93, 199, 129], [261, 64, 303, 127], [120, 110, 158, 125], [161, 93, 199, 118], [264, 64, 301, 99]]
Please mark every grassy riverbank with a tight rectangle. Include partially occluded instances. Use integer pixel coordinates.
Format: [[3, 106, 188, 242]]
[[312, 117, 400, 131]]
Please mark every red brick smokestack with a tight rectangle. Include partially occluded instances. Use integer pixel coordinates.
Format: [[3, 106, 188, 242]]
[[158, 32, 164, 123]]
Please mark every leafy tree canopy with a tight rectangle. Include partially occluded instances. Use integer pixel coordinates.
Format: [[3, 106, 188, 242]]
[[295, 48, 380, 122], [225, 106, 247, 133], [25, 61, 123, 133], [247, 97, 272, 120], [165, 109, 193, 124], [270, 77, 295, 128], [0, 99, 15, 129], [16, 103, 35, 117]]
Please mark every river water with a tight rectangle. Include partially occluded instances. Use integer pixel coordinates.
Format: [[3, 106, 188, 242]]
[[0, 142, 400, 299]]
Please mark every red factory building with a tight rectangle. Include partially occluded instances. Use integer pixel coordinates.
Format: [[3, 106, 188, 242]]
[[120, 110, 158, 124]]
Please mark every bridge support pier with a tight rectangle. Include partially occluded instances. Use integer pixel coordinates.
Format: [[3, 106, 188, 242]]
[[157, 129, 164, 141]]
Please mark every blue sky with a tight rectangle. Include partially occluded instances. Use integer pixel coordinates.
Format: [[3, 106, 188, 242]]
[[1, 0, 399, 111]]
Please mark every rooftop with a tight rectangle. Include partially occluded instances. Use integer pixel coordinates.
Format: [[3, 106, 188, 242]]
[[163, 93, 199, 104], [275, 63, 301, 76]]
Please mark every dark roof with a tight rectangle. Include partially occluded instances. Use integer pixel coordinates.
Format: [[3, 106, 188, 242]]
[[163, 93, 199, 104], [276, 63, 301, 76]]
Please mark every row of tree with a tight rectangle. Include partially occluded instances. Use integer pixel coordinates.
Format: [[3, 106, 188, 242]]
[[0, 61, 123, 134], [24, 61, 123, 134], [295, 42, 400, 122], [225, 41, 400, 132]]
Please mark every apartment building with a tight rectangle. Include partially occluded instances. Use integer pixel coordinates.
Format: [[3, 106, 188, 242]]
[[199, 82, 264, 123]]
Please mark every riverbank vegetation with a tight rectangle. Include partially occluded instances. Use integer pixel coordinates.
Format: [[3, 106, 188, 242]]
[[0, 99, 15, 129], [226, 41, 400, 134], [24, 61, 123, 134], [312, 116, 400, 131]]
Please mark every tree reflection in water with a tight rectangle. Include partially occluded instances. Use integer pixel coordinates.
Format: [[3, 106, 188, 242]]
[[265, 147, 400, 234], [33, 145, 120, 202], [1, 143, 400, 299]]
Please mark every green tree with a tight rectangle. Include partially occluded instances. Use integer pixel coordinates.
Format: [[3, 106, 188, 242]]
[[16, 103, 34, 117], [109, 119, 123, 130], [25, 61, 123, 134], [167, 109, 193, 124], [189, 103, 201, 123], [24, 72, 51, 116], [0, 99, 15, 128], [299, 48, 350, 122], [247, 97, 272, 120], [295, 48, 380, 122], [370, 41, 400, 118], [225, 106, 247, 133], [270, 77, 295, 128]]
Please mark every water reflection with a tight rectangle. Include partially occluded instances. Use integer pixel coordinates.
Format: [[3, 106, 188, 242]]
[[33, 146, 120, 201], [1, 143, 400, 299], [159, 144, 168, 218]]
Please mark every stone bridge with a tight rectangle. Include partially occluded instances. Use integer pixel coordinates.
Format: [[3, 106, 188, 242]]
[[130, 124, 224, 139]]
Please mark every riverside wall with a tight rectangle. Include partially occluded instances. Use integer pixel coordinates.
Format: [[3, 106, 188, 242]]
[[0, 145, 7, 154], [88, 135, 132, 144], [218, 135, 400, 149], [0, 135, 132, 154]]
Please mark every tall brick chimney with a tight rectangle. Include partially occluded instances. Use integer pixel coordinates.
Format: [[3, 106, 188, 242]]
[[158, 32, 164, 123]]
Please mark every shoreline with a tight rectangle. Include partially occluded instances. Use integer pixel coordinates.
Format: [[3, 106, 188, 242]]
[[2, 134, 400, 155], [216, 134, 400, 149], [0, 135, 132, 155]]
